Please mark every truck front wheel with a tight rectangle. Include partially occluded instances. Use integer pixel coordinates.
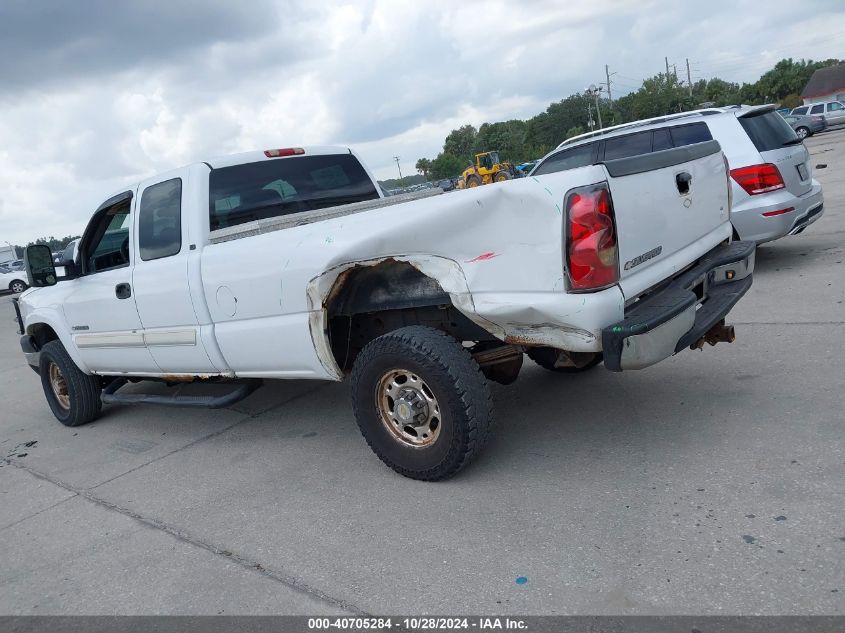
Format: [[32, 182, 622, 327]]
[[351, 326, 492, 480], [39, 340, 102, 427]]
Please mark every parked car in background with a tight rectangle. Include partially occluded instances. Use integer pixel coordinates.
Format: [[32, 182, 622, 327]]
[[780, 112, 827, 139], [533, 104, 824, 244], [517, 160, 539, 173], [791, 101, 845, 126], [0, 265, 28, 293], [436, 178, 455, 191]]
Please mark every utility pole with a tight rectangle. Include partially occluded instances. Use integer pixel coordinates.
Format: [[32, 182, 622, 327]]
[[605, 64, 614, 106], [393, 156, 403, 183], [686, 58, 693, 97], [587, 85, 603, 130], [665, 56, 670, 77]]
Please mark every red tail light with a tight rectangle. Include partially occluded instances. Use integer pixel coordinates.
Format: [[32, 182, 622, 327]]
[[565, 183, 619, 291], [264, 148, 305, 158], [730, 164, 785, 195]]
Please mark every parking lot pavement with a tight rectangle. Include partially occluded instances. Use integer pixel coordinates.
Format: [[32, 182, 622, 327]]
[[1, 130, 843, 616]]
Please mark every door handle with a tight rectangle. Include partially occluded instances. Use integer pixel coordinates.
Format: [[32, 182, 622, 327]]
[[676, 171, 692, 195], [115, 283, 132, 300]]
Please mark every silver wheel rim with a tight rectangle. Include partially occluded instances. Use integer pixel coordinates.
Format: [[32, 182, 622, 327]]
[[797, 128, 808, 139], [11, 282, 24, 293], [49, 362, 71, 411], [376, 369, 441, 448]]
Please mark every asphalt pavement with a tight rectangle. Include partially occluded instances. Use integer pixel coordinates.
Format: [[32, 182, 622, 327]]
[[1, 129, 843, 615]]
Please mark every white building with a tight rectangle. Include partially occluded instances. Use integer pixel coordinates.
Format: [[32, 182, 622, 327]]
[[0, 244, 17, 266]]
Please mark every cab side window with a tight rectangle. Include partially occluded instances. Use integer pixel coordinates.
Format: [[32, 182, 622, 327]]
[[828, 102, 844, 112], [85, 202, 131, 273], [139, 179, 182, 261]]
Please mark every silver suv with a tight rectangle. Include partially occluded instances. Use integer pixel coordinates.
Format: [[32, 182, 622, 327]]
[[531, 105, 824, 244], [791, 101, 845, 126]]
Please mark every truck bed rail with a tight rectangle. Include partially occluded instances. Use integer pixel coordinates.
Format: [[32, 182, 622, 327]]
[[209, 189, 443, 245]]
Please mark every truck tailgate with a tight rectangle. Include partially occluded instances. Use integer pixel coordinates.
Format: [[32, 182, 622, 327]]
[[604, 140, 731, 299]]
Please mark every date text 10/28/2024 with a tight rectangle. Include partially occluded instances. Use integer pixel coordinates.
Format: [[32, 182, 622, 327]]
[[308, 617, 528, 630]]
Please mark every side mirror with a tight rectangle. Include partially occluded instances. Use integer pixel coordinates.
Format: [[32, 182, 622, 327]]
[[24, 244, 58, 287]]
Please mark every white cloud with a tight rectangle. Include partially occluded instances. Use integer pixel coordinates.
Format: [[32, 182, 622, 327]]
[[1, 0, 843, 244]]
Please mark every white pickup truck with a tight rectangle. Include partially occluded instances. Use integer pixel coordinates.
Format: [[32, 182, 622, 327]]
[[16, 143, 755, 480]]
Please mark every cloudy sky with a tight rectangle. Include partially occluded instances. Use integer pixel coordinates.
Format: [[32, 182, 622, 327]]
[[1, 0, 843, 246]]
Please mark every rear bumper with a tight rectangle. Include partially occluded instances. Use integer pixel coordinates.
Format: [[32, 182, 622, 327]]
[[731, 181, 824, 244], [788, 201, 825, 236], [602, 240, 755, 371]]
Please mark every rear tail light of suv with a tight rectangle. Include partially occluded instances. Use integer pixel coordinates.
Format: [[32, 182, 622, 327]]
[[730, 164, 785, 195], [565, 183, 619, 291]]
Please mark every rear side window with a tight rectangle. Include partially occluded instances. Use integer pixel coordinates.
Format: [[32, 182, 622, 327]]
[[209, 154, 379, 230], [532, 143, 596, 176], [652, 128, 673, 151], [810, 104, 824, 115], [738, 111, 798, 152], [669, 122, 712, 147], [603, 132, 652, 160], [139, 178, 182, 261]]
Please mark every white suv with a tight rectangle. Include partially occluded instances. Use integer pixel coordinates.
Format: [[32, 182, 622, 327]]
[[791, 101, 845, 126], [532, 105, 824, 244]]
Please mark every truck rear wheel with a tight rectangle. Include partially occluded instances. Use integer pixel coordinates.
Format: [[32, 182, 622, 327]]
[[351, 326, 492, 480], [494, 171, 511, 182], [466, 175, 482, 188], [527, 348, 603, 373], [39, 340, 102, 427]]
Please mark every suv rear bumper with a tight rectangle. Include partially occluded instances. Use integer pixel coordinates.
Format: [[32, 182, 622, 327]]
[[602, 240, 755, 371], [732, 182, 824, 244]]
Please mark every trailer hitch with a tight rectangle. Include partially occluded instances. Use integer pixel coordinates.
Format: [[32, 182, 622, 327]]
[[690, 319, 735, 350]]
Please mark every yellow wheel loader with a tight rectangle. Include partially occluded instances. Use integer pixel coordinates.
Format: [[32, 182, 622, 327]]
[[459, 151, 518, 188]]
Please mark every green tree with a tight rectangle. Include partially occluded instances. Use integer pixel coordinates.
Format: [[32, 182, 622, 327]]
[[22, 235, 80, 253], [429, 153, 466, 180], [524, 95, 592, 150], [756, 58, 840, 102], [415, 158, 432, 180], [473, 119, 528, 162], [565, 125, 585, 140], [443, 125, 478, 163]]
